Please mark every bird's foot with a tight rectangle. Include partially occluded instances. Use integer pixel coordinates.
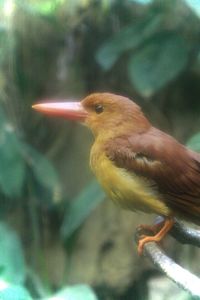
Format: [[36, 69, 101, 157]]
[[137, 221, 164, 235], [137, 218, 174, 255]]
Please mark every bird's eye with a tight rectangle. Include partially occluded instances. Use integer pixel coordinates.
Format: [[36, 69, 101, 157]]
[[94, 104, 104, 114]]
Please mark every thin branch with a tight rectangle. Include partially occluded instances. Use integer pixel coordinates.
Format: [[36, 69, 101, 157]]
[[135, 219, 200, 299], [170, 219, 200, 247], [142, 241, 200, 298]]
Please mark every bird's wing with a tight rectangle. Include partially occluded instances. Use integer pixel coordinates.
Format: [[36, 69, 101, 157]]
[[105, 127, 200, 223]]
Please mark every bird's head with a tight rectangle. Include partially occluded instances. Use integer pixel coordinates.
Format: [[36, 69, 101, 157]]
[[33, 93, 150, 138]]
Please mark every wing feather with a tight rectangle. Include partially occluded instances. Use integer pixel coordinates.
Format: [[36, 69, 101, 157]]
[[105, 127, 200, 223]]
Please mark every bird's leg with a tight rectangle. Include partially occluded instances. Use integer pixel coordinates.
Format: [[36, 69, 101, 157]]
[[138, 218, 174, 255], [138, 220, 165, 235]]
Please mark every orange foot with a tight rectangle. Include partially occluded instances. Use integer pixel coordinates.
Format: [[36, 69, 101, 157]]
[[137, 218, 174, 255], [138, 220, 165, 235]]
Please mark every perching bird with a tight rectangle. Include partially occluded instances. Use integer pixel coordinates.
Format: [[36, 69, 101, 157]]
[[32, 93, 200, 254]]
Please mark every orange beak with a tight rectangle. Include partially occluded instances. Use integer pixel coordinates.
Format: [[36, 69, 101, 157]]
[[32, 101, 88, 122]]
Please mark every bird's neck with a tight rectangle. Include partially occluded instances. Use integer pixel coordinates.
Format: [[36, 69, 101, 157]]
[[90, 123, 146, 166], [92, 123, 141, 141], [90, 136, 106, 168]]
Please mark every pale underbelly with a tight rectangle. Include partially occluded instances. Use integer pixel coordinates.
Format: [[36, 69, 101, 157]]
[[91, 155, 170, 216]]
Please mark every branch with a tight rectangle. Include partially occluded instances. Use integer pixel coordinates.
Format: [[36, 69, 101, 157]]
[[170, 219, 200, 247], [135, 218, 200, 299]]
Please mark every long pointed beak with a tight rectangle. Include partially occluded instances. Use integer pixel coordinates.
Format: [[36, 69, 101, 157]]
[[32, 101, 88, 122]]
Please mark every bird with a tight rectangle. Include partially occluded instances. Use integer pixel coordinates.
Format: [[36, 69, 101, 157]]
[[32, 92, 200, 254]]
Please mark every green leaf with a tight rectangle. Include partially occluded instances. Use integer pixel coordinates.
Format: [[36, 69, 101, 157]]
[[128, 33, 190, 97], [61, 180, 105, 240], [130, 0, 152, 4], [0, 108, 25, 197], [24, 144, 62, 204], [96, 13, 162, 70], [17, 0, 62, 16], [186, 132, 200, 152], [0, 223, 26, 284], [48, 284, 98, 300], [0, 25, 15, 68], [0, 281, 32, 300], [185, 0, 200, 18]]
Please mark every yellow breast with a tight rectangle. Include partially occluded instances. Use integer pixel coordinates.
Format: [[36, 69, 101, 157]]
[[90, 148, 170, 216]]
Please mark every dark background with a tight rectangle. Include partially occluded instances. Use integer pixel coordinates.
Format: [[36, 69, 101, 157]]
[[0, 0, 200, 299]]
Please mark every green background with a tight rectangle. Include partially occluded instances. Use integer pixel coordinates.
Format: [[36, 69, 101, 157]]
[[0, 0, 200, 299]]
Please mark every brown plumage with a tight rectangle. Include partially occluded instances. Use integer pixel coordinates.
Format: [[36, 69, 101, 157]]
[[32, 92, 200, 254], [105, 128, 200, 224]]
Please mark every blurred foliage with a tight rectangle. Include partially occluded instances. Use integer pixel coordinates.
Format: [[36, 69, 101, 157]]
[[0, 0, 199, 299], [48, 284, 98, 300], [61, 180, 105, 240], [96, 1, 200, 97], [187, 132, 200, 152], [0, 222, 25, 284], [0, 283, 32, 300]]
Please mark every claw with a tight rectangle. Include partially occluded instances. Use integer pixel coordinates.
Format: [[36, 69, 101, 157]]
[[137, 218, 174, 255]]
